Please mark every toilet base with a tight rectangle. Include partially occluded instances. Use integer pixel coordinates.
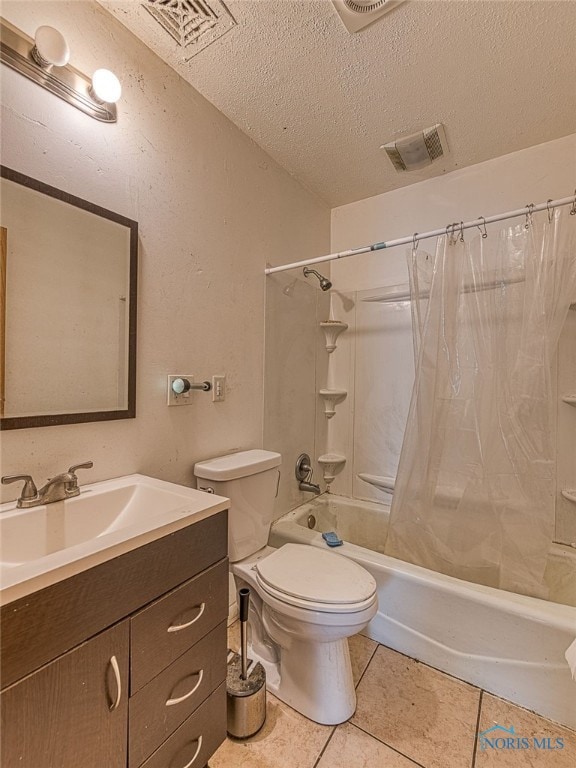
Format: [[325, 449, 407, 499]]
[[249, 635, 356, 725]]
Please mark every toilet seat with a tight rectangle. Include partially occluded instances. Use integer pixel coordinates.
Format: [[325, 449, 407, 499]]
[[257, 578, 377, 614], [255, 543, 376, 614]]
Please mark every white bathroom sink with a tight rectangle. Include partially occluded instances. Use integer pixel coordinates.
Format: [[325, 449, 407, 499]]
[[0, 474, 229, 605]]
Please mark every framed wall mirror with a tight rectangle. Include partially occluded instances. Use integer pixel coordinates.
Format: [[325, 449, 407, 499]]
[[0, 166, 138, 429]]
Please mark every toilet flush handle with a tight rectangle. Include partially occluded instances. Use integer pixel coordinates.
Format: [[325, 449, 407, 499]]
[[198, 486, 214, 493]]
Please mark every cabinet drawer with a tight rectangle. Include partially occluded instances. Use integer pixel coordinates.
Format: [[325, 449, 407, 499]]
[[130, 559, 228, 693], [129, 620, 226, 768], [139, 682, 226, 768]]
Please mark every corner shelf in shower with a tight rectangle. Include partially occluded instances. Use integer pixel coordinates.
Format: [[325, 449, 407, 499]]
[[318, 453, 346, 485], [319, 389, 347, 419], [320, 321, 348, 353], [561, 489, 576, 504], [357, 473, 396, 493], [561, 395, 576, 406]]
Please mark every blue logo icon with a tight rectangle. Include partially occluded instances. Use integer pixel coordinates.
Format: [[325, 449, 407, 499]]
[[479, 724, 565, 751]]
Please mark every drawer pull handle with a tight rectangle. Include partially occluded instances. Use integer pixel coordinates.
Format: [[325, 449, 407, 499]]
[[167, 602, 206, 633], [175, 735, 203, 768], [166, 669, 204, 707], [108, 655, 122, 711]]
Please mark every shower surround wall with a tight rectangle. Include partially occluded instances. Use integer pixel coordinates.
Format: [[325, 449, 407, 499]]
[[328, 134, 576, 546], [0, 0, 329, 498], [264, 274, 330, 517]]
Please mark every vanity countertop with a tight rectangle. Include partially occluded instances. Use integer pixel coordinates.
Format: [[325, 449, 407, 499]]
[[0, 474, 229, 605]]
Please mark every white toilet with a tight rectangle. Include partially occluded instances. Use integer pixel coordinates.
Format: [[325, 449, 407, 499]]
[[194, 449, 377, 725]]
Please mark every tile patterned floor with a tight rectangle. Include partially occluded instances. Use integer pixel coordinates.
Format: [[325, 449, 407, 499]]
[[209, 624, 576, 768]]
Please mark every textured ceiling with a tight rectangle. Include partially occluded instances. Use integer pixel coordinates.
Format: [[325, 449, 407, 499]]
[[101, 1, 576, 207]]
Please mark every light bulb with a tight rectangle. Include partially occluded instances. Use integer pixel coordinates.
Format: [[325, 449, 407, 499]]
[[31, 26, 70, 68], [90, 69, 122, 104]]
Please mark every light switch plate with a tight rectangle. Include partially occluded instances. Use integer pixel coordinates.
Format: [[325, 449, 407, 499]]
[[167, 374, 195, 406], [212, 375, 226, 402]]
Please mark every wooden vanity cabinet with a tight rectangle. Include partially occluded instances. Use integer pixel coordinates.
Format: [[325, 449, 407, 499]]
[[0, 510, 229, 768]]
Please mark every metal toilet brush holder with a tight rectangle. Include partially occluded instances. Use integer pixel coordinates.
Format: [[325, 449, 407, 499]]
[[226, 587, 267, 738]]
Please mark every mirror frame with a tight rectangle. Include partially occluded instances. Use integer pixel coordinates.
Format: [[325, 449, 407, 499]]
[[0, 165, 138, 430]]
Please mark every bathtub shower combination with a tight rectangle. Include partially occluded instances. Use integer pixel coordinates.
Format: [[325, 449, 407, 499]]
[[270, 494, 576, 730], [265, 204, 576, 729]]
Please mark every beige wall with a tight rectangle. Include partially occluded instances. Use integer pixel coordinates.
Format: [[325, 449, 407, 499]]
[[0, 0, 330, 501]]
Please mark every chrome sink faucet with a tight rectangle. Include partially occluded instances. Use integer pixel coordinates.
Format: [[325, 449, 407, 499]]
[[2, 462, 94, 509]]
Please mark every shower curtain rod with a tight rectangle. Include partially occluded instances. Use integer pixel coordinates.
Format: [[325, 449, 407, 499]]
[[265, 194, 576, 275]]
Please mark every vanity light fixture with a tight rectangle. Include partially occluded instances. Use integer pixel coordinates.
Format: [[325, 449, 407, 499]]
[[0, 19, 120, 122]]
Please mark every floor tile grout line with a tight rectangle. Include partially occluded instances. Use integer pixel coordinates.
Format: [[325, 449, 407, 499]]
[[471, 689, 484, 768], [354, 641, 379, 689], [376, 641, 483, 693], [350, 722, 427, 768], [312, 725, 337, 768]]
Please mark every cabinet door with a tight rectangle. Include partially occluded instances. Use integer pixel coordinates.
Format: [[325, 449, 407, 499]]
[[1, 620, 129, 768]]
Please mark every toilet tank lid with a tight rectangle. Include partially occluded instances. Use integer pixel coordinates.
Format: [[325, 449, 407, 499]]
[[194, 449, 281, 481]]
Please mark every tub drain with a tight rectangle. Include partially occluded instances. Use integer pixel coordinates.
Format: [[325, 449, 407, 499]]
[[307, 514, 316, 529]]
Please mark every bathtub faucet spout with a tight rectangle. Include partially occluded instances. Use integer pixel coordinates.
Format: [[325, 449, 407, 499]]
[[299, 480, 321, 494]]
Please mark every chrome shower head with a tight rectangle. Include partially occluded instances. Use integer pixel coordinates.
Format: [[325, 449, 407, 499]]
[[303, 267, 332, 291]]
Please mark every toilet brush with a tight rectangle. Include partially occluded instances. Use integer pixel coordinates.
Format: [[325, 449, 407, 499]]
[[226, 588, 267, 738]]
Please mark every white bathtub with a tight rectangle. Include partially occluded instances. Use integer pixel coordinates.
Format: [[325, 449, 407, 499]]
[[269, 494, 576, 729]]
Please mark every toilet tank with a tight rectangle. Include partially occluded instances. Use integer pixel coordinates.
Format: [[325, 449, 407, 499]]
[[194, 450, 281, 562]]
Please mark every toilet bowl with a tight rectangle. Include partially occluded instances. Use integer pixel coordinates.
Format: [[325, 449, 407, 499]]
[[194, 450, 378, 725], [233, 544, 377, 724]]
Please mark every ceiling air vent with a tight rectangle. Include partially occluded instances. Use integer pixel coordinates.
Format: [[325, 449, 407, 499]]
[[332, 0, 405, 33], [381, 124, 449, 172], [143, 0, 236, 59]]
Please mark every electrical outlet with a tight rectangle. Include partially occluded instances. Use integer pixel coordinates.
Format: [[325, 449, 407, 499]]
[[212, 375, 226, 402], [167, 375, 195, 406]]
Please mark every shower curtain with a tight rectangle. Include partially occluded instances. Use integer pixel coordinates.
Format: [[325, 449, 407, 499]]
[[385, 207, 576, 598]]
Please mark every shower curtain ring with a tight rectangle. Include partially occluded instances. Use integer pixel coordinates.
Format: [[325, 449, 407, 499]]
[[459, 221, 465, 242], [524, 203, 534, 229], [452, 222, 459, 245], [476, 216, 488, 239], [412, 232, 419, 252], [446, 222, 458, 245], [570, 190, 576, 215], [546, 199, 554, 223]]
